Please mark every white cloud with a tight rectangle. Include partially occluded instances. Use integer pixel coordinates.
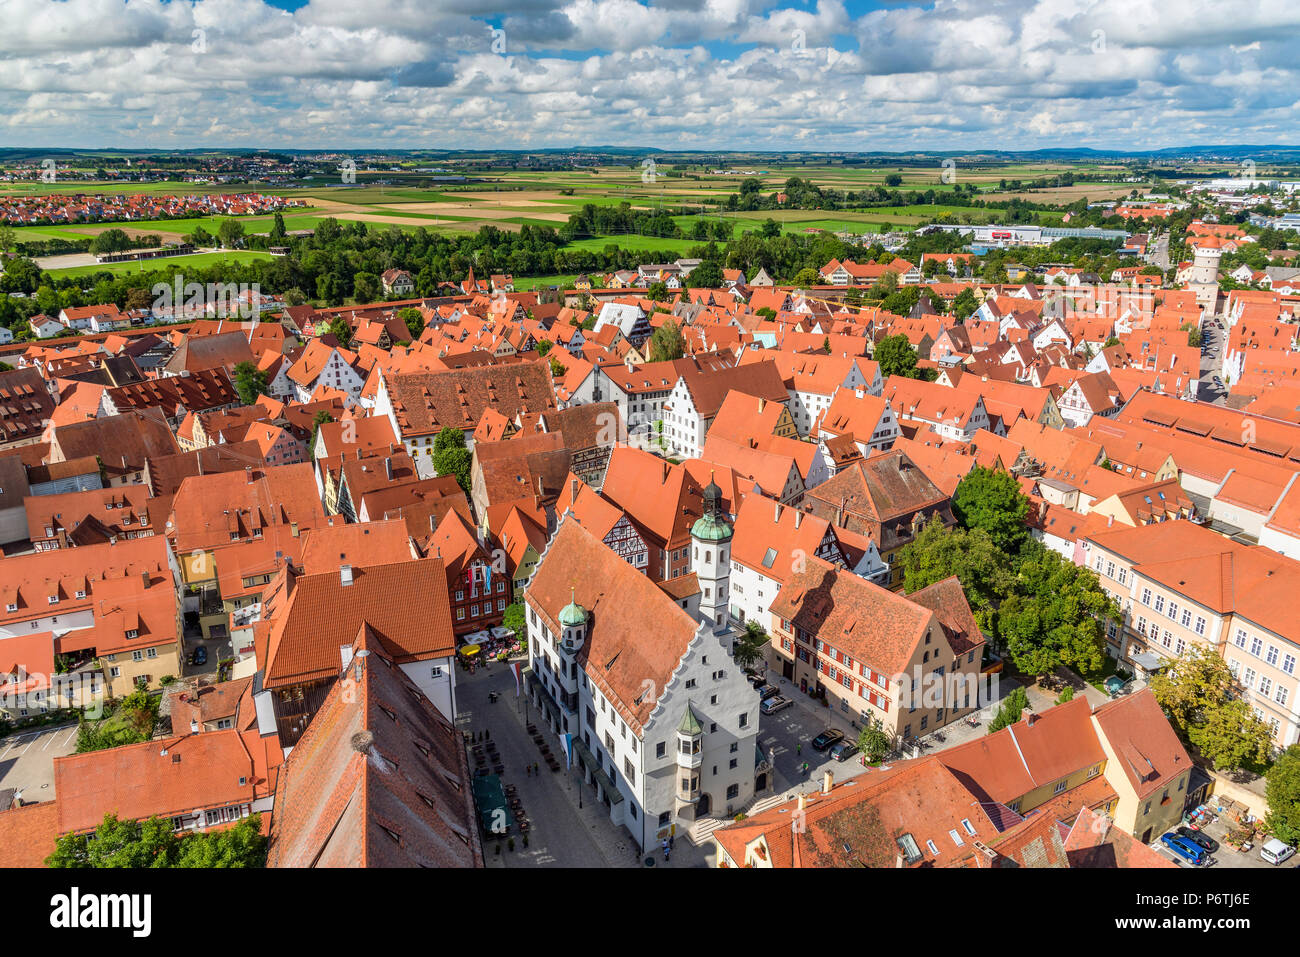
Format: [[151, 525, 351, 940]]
[[1, 0, 1298, 149]]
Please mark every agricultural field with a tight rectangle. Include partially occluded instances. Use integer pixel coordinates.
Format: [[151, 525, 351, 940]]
[[5, 160, 1146, 280]]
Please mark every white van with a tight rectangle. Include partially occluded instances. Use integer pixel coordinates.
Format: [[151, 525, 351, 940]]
[[1260, 839, 1296, 865]]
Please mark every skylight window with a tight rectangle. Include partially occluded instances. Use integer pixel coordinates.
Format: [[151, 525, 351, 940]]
[[761, 548, 778, 569]]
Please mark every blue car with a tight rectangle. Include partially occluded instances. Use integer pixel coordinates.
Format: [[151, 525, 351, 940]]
[[1160, 832, 1208, 866]]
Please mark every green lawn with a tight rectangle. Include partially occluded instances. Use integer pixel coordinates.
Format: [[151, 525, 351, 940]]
[[47, 250, 277, 278]]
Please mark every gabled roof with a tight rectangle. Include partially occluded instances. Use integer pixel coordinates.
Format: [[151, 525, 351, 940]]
[[266, 627, 482, 868]]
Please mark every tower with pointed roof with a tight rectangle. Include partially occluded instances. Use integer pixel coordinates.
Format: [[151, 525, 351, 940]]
[[691, 473, 733, 634]]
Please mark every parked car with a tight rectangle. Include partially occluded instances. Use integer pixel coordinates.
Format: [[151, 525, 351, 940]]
[[1260, 839, 1296, 865], [190, 647, 208, 667], [757, 684, 780, 701], [760, 695, 792, 715], [811, 729, 844, 752], [828, 740, 858, 762], [1160, 832, 1208, 866], [1176, 827, 1219, 853]]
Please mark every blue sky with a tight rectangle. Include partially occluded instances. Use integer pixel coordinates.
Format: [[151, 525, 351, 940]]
[[2, 0, 1298, 150]]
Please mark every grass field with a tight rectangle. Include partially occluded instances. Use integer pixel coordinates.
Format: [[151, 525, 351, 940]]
[[47, 250, 276, 278]]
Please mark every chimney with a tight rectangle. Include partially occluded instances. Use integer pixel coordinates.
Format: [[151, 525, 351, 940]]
[[245, 466, 254, 484], [797, 793, 807, 812], [384, 457, 393, 481], [1107, 515, 1113, 527], [340, 564, 353, 587], [822, 770, 834, 795], [354, 648, 369, 682], [571, 478, 579, 501], [774, 500, 781, 522], [758, 396, 766, 414], [1026, 711, 1037, 726], [794, 510, 803, 529]]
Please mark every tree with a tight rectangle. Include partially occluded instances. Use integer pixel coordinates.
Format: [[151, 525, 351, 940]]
[[1148, 645, 1274, 772], [233, 360, 269, 406], [1056, 685, 1075, 704], [326, 316, 352, 348], [858, 723, 891, 763], [432, 427, 472, 493], [732, 621, 770, 670], [268, 212, 288, 244], [646, 281, 670, 302], [309, 410, 334, 456], [48, 813, 266, 868], [535, 339, 553, 357], [502, 602, 526, 637], [894, 519, 1014, 629], [949, 287, 979, 322], [217, 218, 245, 249], [792, 267, 820, 287], [397, 306, 424, 340], [549, 355, 565, 377], [884, 173, 903, 187], [873, 333, 919, 379], [689, 260, 724, 287], [173, 814, 267, 867], [89, 228, 132, 255], [952, 466, 1031, 553], [1266, 746, 1300, 846], [648, 318, 686, 362], [987, 687, 1029, 734], [998, 546, 1115, 679], [352, 271, 380, 303]]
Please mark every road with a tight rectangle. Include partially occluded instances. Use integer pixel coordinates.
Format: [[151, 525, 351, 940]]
[[1197, 315, 1228, 403]]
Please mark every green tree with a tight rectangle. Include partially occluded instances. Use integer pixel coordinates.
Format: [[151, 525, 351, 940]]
[[352, 271, 380, 303], [952, 466, 1031, 553], [858, 723, 891, 763], [309, 410, 334, 456], [648, 318, 686, 362], [233, 360, 269, 406], [502, 602, 526, 636], [873, 333, 919, 379], [949, 287, 979, 322], [326, 315, 352, 347], [432, 427, 472, 493], [894, 519, 1013, 630], [173, 814, 267, 867], [217, 218, 245, 249], [792, 267, 821, 287], [998, 546, 1115, 679], [397, 306, 424, 340], [47, 813, 177, 868], [645, 281, 670, 302], [1056, 685, 1075, 704], [884, 173, 903, 188], [987, 687, 1029, 734], [535, 339, 553, 357], [689, 260, 725, 287], [88, 228, 132, 255], [732, 621, 770, 671], [268, 212, 288, 244], [48, 813, 266, 868], [1148, 645, 1274, 772], [1265, 745, 1300, 845]]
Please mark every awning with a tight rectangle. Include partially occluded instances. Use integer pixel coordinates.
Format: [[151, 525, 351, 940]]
[[461, 644, 481, 656], [1132, 651, 1163, 672], [471, 774, 514, 834], [572, 737, 624, 804]]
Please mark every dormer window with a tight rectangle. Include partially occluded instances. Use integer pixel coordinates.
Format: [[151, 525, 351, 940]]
[[47, 596, 58, 605], [5, 603, 15, 613], [75, 590, 86, 599], [126, 629, 138, 640]]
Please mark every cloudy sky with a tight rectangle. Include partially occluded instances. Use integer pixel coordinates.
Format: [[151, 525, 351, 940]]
[[3, 0, 1298, 150]]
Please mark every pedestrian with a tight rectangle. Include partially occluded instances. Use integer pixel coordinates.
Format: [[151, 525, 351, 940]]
[[669, 834, 675, 850], [796, 744, 801, 756]]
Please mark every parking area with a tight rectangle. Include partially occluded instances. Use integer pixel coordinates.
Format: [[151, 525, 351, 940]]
[[0, 723, 79, 800], [1149, 813, 1298, 870]]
